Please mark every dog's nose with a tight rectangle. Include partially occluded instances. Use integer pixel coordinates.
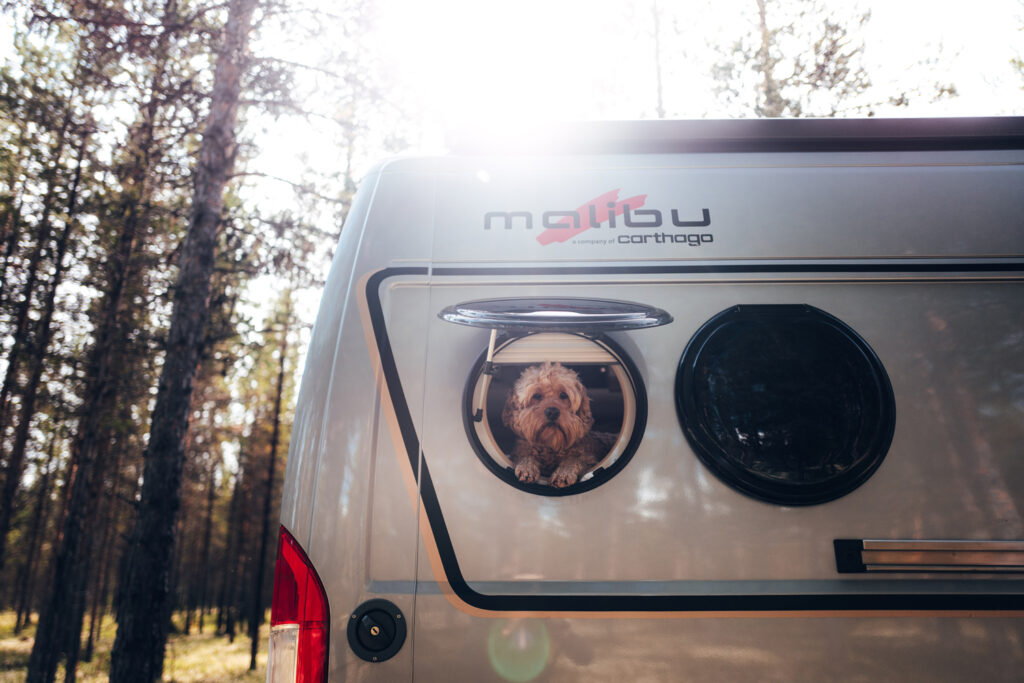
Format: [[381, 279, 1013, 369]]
[[544, 406, 560, 421]]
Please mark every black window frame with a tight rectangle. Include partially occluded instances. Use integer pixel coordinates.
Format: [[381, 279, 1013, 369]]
[[675, 304, 896, 506], [462, 331, 648, 496]]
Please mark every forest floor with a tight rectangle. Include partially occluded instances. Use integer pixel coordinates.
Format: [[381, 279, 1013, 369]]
[[0, 611, 266, 682]]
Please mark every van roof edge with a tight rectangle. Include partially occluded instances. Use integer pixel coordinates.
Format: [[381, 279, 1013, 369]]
[[445, 117, 1024, 155]]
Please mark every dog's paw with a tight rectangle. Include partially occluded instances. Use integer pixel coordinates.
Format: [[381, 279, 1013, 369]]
[[550, 463, 580, 488], [514, 459, 540, 483]]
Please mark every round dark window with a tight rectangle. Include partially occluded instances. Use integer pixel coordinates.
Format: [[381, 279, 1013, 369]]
[[675, 305, 895, 506], [464, 332, 646, 496]]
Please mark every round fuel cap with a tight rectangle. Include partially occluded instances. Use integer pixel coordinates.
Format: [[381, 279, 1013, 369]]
[[348, 599, 406, 662]]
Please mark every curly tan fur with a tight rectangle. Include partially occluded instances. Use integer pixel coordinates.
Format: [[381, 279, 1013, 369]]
[[502, 362, 615, 488]]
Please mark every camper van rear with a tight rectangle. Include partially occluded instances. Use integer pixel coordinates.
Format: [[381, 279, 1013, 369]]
[[271, 118, 1024, 682]]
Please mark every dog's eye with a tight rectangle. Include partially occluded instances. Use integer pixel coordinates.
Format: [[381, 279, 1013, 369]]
[[532, 393, 542, 402], [559, 391, 568, 400]]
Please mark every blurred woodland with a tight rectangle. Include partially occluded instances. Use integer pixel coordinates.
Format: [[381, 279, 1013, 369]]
[[0, 0, 399, 680], [0, 0, 1018, 681]]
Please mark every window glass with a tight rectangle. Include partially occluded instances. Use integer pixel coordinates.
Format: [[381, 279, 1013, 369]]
[[675, 305, 895, 506]]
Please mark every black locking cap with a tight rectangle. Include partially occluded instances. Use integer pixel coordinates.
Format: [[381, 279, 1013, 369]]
[[357, 610, 396, 651], [348, 599, 406, 663]]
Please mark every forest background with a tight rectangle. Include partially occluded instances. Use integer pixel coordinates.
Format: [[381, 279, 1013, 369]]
[[0, 0, 1022, 681]]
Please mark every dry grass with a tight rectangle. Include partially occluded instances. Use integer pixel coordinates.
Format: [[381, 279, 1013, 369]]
[[0, 611, 266, 682]]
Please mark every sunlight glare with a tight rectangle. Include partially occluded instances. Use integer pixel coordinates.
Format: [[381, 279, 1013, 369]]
[[376, 0, 636, 129]]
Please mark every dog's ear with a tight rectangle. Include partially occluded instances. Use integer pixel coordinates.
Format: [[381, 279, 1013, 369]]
[[576, 386, 594, 431], [501, 388, 517, 428]]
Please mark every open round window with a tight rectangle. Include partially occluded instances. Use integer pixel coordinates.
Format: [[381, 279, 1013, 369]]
[[675, 305, 895, 506], [463, 332, 647, 496]]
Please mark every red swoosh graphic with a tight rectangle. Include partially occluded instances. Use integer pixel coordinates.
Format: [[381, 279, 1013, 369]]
[[537, 189, 647, 245]]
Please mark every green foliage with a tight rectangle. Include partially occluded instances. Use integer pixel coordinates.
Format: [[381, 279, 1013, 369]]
[[711, 0, 875, 117]]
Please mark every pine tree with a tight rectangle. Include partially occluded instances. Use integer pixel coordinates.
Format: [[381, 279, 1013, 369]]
[[0, 0, 394, 678], [711, 0, 873, 117], [0, 11, 117, 580], [246, 293, 296, 669], [109, 0, 260, 678], [22, 1, 211, 679]]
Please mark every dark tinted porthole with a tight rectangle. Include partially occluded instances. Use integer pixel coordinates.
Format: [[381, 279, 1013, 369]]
[[675, 305, 895, 506], [464, 332, 646, 496]]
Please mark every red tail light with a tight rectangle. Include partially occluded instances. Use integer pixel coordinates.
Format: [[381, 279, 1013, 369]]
[[268, 525, 329, 682]]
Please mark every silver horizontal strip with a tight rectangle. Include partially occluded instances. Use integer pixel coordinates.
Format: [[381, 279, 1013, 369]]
[[864, 565, 1024, 574], [863, 540, 1024, 552], [861, 540, 1024, 573], [438, 297, 673, 331]]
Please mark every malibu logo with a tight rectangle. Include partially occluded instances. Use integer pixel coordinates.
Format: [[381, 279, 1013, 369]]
[[482, 188, 712, 246]]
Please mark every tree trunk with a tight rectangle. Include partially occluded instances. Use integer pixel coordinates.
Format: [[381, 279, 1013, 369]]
[[0, 102, 72, 498], [14, 428, 59, 633], [226, 462, 252, 643], [168, 515, 186, 635], [0, 129, 87, 574], [83, 440, 125, 663], [0, 135, 30, 303], [755, 0, 785, 117], [197, 455, 218, 633], [26, 7, 184, 678], [27, 416, 111, 683], [109, 0, 257, 679], [249, 314, 289, 670], [217, 462, 245, 637], [651, 1, 665, 119], [83, 519, 113, 663]]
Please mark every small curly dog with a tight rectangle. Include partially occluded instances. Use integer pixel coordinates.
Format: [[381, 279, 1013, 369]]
[[502, 362, 617, 487]]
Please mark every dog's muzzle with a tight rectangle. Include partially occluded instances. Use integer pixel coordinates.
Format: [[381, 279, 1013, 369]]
[[544, 406, 560, 421]]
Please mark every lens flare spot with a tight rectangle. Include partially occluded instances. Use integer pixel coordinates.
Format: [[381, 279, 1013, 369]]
[[487, 619, 551, 682]]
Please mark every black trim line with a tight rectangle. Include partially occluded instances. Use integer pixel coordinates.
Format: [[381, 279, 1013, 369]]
[[367, 266, 1024, 613], [445, 118, 1024, 155], [367, 268, 428, 480], [434, 262, 1024, 278]]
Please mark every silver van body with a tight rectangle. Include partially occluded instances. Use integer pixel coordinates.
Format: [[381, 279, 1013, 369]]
[[279, 119, 1024, 681]]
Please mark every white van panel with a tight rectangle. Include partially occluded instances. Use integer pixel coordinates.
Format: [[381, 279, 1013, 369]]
[[282, 121, 1024, 681], [408, 274, 1022, 578], [366, 280, 431, 584], [427, 152, 1024, 264], [281, 166, 383, 538], [408, 602, 1024, 682], [287, 172, 436, 677]]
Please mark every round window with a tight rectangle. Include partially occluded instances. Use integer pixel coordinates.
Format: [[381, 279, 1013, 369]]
[[675, 305, 895, 506], [464, 332, 646, 496]]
